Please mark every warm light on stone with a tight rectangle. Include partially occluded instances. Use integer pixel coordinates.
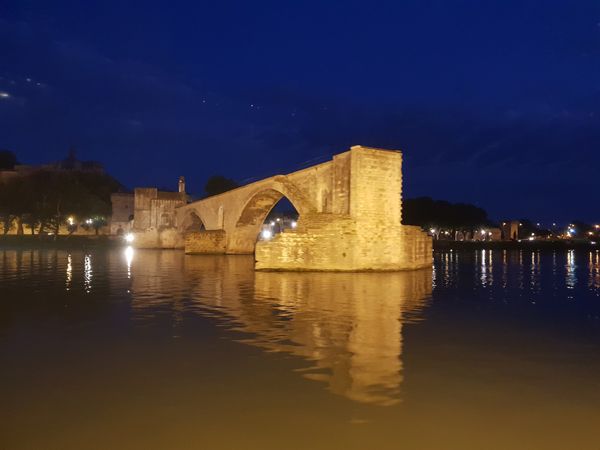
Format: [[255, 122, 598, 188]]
[[177, 146, 432, 271]]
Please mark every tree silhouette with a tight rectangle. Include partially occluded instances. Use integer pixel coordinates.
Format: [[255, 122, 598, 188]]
[[0, 169, 121, 236], [0, 150, 18, 170], [403, 197, 490, 233], [204, 175, 239, 198]]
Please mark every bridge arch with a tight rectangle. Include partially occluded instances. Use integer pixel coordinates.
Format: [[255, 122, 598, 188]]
[[180, 209, 206, 233], [227, 177, 315, 254]]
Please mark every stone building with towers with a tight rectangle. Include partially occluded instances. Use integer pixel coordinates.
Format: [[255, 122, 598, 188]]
[[110, 176, 188, 244]]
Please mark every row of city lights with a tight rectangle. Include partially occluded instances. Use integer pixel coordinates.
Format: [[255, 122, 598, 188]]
[[67, 216, 97, 226], [261, 218, 297, 240], [429, 223, 599, 241]]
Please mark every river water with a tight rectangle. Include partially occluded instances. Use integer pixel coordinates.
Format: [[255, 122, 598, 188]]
[[1, 247, 599, 449]]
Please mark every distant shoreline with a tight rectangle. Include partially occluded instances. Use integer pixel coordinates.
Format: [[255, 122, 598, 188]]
[[433, 240, 598, 250], [0, 234, 122, 249], [1, 234, 597, 252]]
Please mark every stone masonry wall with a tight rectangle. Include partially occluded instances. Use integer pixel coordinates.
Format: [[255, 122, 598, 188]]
[[133, 188, 157, 230], [185, 230, 227, 254], [255, 213, 431, 271], [133, 228, 184, 249], [255, 146, 432, 271], [349, 146, 402, 224]]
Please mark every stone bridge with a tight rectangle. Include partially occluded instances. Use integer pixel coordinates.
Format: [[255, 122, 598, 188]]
[[175, 145, 431, 271]]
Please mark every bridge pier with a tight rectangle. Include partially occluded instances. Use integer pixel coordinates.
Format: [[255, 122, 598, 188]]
[[255, 214, 431, 271]]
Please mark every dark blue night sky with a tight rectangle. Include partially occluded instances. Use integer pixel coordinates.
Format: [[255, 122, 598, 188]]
[[1, 1, 599, 223]]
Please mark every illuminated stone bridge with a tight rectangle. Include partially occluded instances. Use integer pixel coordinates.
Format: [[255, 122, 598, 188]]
[[175, 145, 431, 271]]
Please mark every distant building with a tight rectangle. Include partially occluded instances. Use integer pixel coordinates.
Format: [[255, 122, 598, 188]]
[[0, 150, 104, 183], [110, 176, 188, 236], [501, 221, 520, 240], [489, 227, 502, 241], [0, 169, 20, 184], [52, 149, 104, 173], [109, 193, 135, 236]]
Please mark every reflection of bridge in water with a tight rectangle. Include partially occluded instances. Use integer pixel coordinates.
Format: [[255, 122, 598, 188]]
[[130, 252, 432, 405]]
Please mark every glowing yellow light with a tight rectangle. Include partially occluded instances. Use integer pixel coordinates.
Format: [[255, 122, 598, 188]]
[[67, 216, 74, 225], [124, 233, 135, 243], [291, 221, 297, 229], [261, 229, 272, 240]]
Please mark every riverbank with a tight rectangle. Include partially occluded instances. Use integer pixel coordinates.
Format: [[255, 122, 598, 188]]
[[433, 240, 598, 250], [2, 234, 598, 252], [0, 234, 123, 249]]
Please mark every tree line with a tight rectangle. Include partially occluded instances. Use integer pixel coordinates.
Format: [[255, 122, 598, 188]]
[[0, 151, 121, 236], [402, 197, 490, 231]]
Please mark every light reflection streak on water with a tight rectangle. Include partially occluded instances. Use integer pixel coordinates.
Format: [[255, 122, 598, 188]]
[[502, 250, 508, 289], [431, 258, 437, 289], [124, 246, 134, 279], [436, 251, 460, 288], [65, 254, 72, 291], [479, 249, 486, 286], [566, 250, 576, 297], [590, 250, 600, 293], [530, 251, 541, 297], [83, 254, 92, 293], [479, 249, 493, 287], [443, 252, 450, 284], [488, 249, 493, 286], [518, 250, 524, 290]]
